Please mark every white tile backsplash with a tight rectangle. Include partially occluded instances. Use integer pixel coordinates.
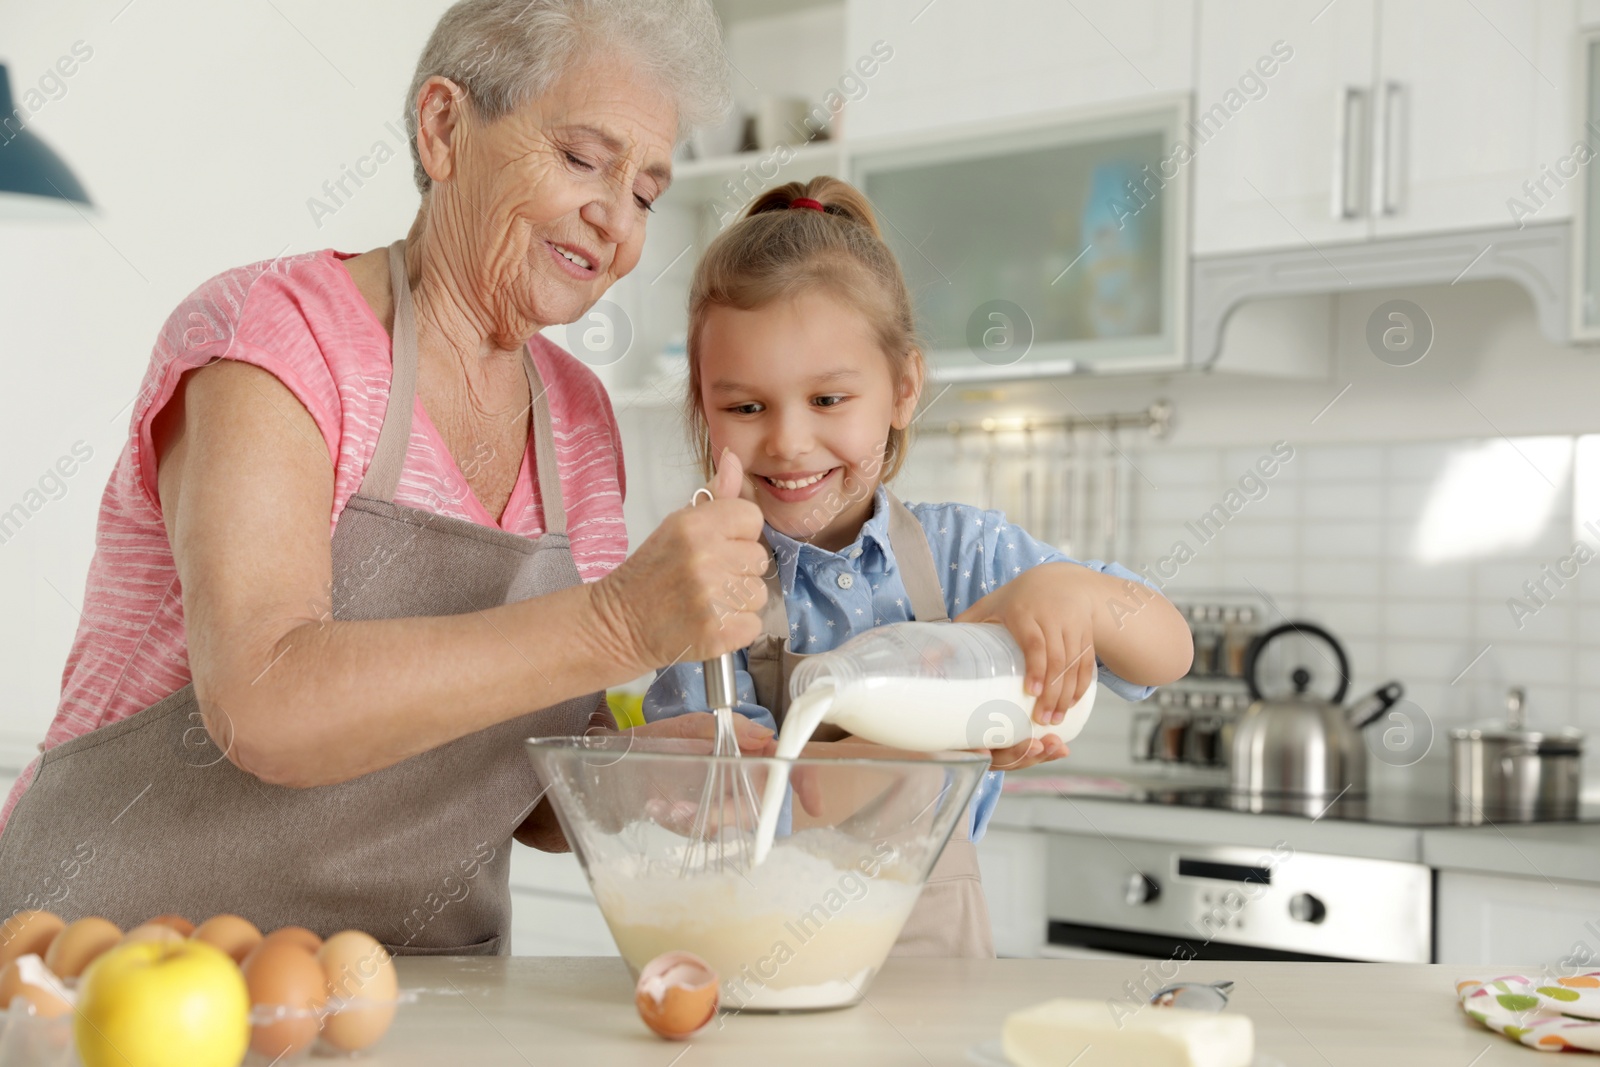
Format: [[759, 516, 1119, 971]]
[[1302, 520, 1384, 559], [1301, 445, 1386, 482], [1111, 434, 1594, 746], [1303, 484, 1385, 520]]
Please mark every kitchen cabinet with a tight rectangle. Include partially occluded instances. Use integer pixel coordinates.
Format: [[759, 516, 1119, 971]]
[[1437, 869, 1600, 967], [843, 0, 1195, 142], [974, 829, 1048, 958], [507, 848, 617, 957], [1193, 0, 1575, 255], [1573, 27, 1600, 338]]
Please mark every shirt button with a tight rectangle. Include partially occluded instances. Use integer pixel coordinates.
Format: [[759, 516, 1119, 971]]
[[849, 547, 863, 559], [837, 573, 855, 590]]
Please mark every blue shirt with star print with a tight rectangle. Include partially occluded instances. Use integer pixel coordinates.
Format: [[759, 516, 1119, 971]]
[[642, 485, 1159, 841]]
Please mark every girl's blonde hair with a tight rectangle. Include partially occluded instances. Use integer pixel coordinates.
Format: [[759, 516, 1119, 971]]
[[686, 175, 921, 481]]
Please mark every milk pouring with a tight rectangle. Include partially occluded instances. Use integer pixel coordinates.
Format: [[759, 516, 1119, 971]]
[[753, 622, 1098, 864]]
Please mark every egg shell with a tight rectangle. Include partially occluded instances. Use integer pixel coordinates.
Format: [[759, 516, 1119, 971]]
[[192, 913, 263, 965], [43, 917, 122, 978], [144, 913, 196, 937], [0, 912, 65, 972], [261, 925, 323, 954], [634, 951, 718, 1040], [0, 955, 73, 1019], [317, 930, 398, 1051], [242, 940, 328, 1059], [122, 923, 184, 945]]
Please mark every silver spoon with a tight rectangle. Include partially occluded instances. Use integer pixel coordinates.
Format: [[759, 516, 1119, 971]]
[[1148, 980, 1235, 1012]]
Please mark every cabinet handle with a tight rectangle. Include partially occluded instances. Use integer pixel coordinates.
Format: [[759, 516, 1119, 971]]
[[1376, 81, 1406, 216], [1333, 86, 1370, 220]]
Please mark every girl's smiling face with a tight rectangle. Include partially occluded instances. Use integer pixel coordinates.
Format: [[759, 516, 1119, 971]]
[[699, 291, 922, 552]]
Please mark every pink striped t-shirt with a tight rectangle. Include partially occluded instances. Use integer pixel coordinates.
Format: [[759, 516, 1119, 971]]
[[0, 248, 629, 836]]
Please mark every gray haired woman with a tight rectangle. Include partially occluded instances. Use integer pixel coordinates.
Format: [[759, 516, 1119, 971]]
[[0, 0, 770, 956]]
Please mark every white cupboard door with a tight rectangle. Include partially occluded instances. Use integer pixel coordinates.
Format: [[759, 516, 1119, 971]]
[[1437, 870, 1600, 967], [1372, 0, 1576, 238], [1192, 0, 1377, 255], [976, 829, 1048, 958], [844, 0, 1195, 143]]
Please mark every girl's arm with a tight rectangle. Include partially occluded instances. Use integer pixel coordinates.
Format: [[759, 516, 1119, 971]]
[[957, 561, 1192, 725]]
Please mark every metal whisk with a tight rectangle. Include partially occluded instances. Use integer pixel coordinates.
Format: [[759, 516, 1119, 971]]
[[679, 649, 763, 876], [679, 488, 762, 876]]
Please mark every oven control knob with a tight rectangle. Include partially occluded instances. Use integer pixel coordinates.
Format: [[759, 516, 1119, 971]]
[[1289, 893, 1326, 924], [1125, 873, 1161, 906]]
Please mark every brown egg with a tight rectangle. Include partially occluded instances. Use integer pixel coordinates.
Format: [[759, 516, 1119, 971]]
[[0, 956, 73, 1018], [122, 922, 184, 945], [144, 913, 195, 937], [242, 939, 328, 1058], [634, 951, 718, 1040], [43, 917, 122, 978], [192, 914, 263, 965], [261, 925, 323, 954], [318, 931, 398, 1051], [0, 911, 65, 971]]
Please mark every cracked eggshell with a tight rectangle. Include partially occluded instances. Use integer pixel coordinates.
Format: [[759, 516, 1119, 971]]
[[635, 951, 718, 1040]]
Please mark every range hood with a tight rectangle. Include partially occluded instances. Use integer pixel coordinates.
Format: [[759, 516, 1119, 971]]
[[1189, 220, 1570, 367]]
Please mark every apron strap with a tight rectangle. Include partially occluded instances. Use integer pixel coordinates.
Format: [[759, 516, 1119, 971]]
[[525, 356, 566, 536], [359, 239, 418, 502], [748, 492, 948, 718], [358, 239, 569, 535], [883, 490, 949, 623]]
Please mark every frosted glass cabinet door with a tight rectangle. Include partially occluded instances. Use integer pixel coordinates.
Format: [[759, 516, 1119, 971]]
[[853, 102, 1189, 379]]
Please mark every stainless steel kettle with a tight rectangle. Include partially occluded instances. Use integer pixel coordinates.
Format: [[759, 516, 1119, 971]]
[[1229, 621, 1404, 798]]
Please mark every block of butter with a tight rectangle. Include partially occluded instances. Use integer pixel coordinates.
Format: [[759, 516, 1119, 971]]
[[1002, 998, 1254, 1067]]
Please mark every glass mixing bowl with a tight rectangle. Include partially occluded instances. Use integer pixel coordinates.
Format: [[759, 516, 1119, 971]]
[[525, 736, 989, 1013]]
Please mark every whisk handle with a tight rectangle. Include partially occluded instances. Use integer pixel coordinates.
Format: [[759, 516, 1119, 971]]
[[704, 652, 738, 711]]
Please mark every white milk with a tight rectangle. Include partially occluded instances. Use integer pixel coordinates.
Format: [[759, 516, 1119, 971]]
[[752, 676, 1098, 864], [591, 824, 920, 1011]]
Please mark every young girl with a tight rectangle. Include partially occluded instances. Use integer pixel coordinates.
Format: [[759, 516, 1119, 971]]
[[642, 177, 1192, 958]]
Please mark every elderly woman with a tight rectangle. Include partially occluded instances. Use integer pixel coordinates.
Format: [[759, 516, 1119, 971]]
[[0, 0, 771, 955]]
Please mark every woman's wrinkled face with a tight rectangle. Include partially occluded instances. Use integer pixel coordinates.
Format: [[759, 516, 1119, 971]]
[[430, 54, 677, 340]]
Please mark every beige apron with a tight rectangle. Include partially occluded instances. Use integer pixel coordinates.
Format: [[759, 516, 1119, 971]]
[[0, 240, 600, 956], [746, 491, 995, 958]]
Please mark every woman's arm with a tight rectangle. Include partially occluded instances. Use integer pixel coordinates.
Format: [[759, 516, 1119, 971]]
[[156, 360, 769, 789]]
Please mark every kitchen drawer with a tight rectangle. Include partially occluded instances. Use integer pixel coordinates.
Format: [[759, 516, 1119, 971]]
[[1437, 870, 1600, 967], [508, 889, 618, 957]]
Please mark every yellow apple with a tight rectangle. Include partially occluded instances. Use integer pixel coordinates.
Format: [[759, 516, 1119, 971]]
[[75, 939, 250, 1067]]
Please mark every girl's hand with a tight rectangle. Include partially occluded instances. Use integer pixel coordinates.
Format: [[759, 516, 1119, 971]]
[[983, 733, 1069, 772], [955, 564, 1096, 727]]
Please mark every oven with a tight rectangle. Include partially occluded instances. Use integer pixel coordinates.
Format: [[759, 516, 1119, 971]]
[[1041, 834, 1433, 963]]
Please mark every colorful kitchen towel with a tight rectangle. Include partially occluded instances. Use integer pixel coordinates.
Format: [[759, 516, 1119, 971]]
[[1458, 972, 1600, 1051]]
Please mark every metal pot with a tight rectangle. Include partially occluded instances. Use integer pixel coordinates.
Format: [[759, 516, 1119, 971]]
[[1229, 621, 1404, 798], [1450, 688, 1584, 822]]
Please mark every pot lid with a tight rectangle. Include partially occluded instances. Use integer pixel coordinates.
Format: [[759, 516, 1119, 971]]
[[1448, 687, 1584, 752], [1449, 723, 1585, 751]]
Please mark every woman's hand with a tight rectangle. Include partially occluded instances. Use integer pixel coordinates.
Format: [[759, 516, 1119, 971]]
[[587, 452, 770, 676], [955, 563, 1096, 727]]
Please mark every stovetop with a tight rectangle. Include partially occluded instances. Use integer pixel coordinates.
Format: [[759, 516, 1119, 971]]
[[1002, 774, 1600, 827]]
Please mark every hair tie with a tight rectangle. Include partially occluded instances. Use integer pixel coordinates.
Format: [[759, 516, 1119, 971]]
[[790, 197, 825, 213]]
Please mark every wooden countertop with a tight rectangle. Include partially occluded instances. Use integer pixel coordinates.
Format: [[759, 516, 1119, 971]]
[[370, 957, 1534, 1065]]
